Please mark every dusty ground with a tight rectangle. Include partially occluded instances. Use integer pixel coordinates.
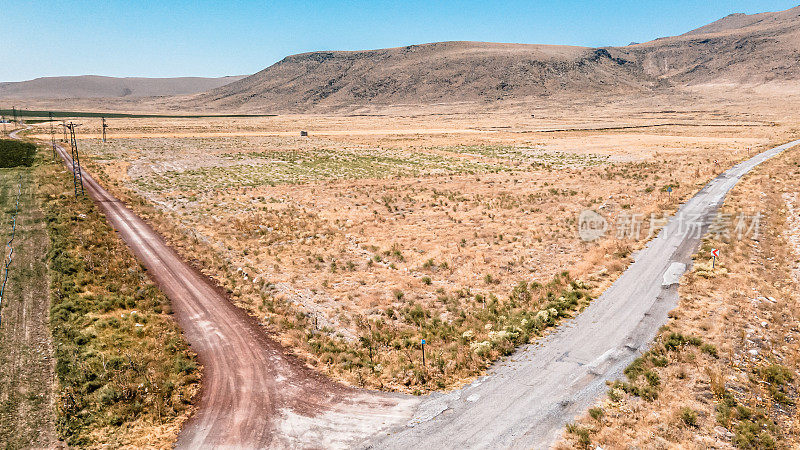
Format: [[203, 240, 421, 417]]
[[21, 99, 795, 394], [0, 167, 59, 448], [558, 139, 800, 448]]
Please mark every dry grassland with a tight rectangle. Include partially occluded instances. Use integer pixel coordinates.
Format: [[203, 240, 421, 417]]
[[30, 109, 797, 393], [559, 144, 800, 448]]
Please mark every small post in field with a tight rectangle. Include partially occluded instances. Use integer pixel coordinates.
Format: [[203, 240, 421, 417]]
[[421, 338, 426, 367], [711, 248, 718, 269], [49, 112, 57, 161]]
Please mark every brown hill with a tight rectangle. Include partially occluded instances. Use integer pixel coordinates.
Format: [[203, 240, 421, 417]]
[[0, 75, 246, 100], [623, 5, 800, 87], [186, 5, 800, 112], [189, 42, 654, 112]]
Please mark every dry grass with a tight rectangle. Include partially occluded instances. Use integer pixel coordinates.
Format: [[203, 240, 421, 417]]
[[45, 106, 795, 395]]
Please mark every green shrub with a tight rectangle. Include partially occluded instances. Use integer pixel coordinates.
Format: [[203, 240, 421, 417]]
[[0, 139, 36, 167], [759, 364, 792, 386], [664, 332, 702, 351], [700, 343, 718, 358], [679, 407, 698, 426], [588, 407, 604, 421], [566, 423, 591, 447]]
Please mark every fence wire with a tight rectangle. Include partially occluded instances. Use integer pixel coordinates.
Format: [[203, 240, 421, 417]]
[[0, 173, 23, 326]]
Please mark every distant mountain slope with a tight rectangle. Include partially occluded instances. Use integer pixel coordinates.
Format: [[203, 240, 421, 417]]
[[187, 41, 654, 111], [185, 5, 800, 112], [0, 75, 246, 99], [683, 5, 800, 36], [624, 5, 800, 86]]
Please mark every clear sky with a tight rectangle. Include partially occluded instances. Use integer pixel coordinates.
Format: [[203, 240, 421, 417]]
[[2, 0, 798, 81]]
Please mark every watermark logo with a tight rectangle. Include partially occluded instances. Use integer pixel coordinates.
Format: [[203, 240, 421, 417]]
[[578, 210, 608, 242], [578, 210, 762, 242]]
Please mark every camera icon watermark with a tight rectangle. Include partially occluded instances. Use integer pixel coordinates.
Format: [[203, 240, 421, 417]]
[[578, 210, 608, 242]]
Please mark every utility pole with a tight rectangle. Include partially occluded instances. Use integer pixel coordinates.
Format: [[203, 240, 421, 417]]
[[1, 116, 5, 135], [101, 117, 108, 143], [49, 112, 57, 161], [61, 120, 68, 143], [12, 107, 17, 124], [61, 122, 85, 197]]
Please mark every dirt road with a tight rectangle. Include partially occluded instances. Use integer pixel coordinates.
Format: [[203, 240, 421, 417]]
[[49, 138, 417, 448], [369, 139, 800, 448]]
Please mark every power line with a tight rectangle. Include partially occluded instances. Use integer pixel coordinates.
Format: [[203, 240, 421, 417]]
[[60, 122, 85, 197]]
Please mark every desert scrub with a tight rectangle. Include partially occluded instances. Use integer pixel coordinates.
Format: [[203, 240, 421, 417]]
[[565, 423, 592, 447], [611, 332, 703, 402], [286, 272, 593, 392], [40, 162, 198, 447], [678, 407, 698, 427]]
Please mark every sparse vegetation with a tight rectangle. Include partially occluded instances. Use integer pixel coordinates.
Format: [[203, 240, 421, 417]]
[[74, 115, 770, 395], [40, 160, 198, 446]]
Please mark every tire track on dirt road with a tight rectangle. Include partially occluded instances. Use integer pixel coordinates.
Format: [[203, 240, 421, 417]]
[[45, 136, 418, 448]]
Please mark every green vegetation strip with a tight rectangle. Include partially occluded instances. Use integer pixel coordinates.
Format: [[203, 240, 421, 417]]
[[41, 160, 198, 445], [0, 108, 275, 119], [264, 271, 594, 392], [0, 139, 36, 168], [0, 173, 22, 321]]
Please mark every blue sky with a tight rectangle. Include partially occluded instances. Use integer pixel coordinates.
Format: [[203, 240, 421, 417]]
[[1, 0, 798, 81]]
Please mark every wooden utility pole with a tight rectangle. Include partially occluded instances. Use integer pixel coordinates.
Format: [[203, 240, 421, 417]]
[[49, 112, 57, 161], [101, 117, 108, 143]]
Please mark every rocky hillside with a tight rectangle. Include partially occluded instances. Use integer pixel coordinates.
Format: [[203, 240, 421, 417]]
[[187, 5, 800, 112]]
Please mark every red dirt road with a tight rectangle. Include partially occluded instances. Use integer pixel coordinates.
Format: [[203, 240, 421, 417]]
[[52, 142, 417, 448]]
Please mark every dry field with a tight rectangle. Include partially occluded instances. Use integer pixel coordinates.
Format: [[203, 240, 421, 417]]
[[26, 106, 798, 393], [558, 142, 800, 447]]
